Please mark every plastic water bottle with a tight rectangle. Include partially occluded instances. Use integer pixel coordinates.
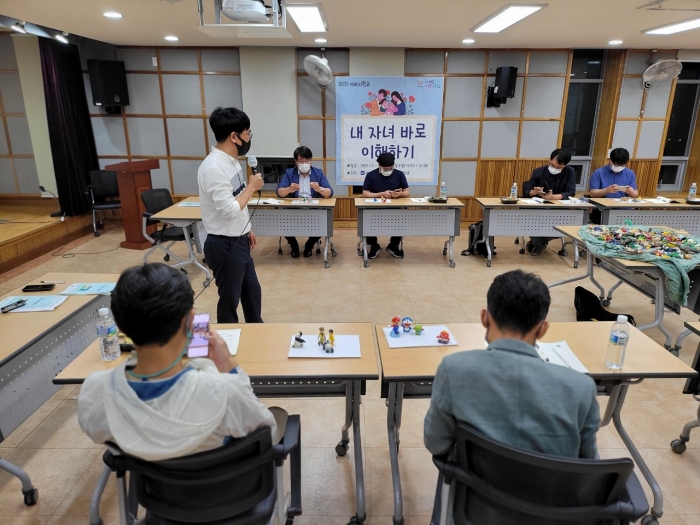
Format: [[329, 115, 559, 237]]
[[690, 183, 697, 201], [605, 315, 630, 370], [510, 182, 518, 199], [440, 182, 447, 200], [97, 307, 121, 361]]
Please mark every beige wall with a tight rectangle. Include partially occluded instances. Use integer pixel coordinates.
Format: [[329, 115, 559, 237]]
[[13, 35, 57, 195], [239, 47, 298, 156], [349, 48, 404, 76]]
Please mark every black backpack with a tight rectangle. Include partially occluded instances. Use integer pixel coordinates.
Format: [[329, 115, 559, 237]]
[[461, 221, 494, 258], [574, 286, 636, 326]]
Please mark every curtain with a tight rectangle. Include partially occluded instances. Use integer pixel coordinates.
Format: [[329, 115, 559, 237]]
[[39, 38, 98, 216]]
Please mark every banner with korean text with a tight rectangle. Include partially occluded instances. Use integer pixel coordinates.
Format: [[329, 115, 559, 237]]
[[335, 77, 443, 186]]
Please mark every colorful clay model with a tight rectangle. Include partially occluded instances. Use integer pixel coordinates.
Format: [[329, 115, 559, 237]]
[[322, 340, 334, 353], [390, 316, 401, 338], [318, 327, 326, 346], [437, 330, 450, 344], [329, 329, 335, 346], [293, 332, 305, 348], [401, 316, 413, 333], [413, 323, 423, 335]]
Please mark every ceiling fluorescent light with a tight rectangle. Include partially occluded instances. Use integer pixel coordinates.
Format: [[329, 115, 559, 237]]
[[103, 12, 123, 19], [164, 35, 179, 41], [55, 32, 69, 44], [644, 16, 700, 35], [286, 4, 327, 32], [11, 22, 26, 34], [473, 4, 546, 33]]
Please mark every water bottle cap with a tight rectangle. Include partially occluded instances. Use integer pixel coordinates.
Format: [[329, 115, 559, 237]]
[[99, 307, 109, 316], [617, 315, 627, 323]]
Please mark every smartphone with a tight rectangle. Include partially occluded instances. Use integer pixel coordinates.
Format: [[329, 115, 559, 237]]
[[22, 284, 55, 292], [187, 313, 210, 358]]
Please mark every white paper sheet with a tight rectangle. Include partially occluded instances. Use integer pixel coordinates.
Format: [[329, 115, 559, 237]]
[[536, 341, 588, 373], [61, 283, 116, 295], [218, 329, 241, 356], [560, 198, 585, 205], [645, 197, 673, 204], [177, 202, 200, 207], [250, 198, 283, 205], [382, 325, 457, 348], [365, 198, 392, 203], [0, 295, 68, 312], [518, 199, 542, 205], [411, 198, 428, 202], [288, 334, 361, 358], [291, 199, 320, 205]]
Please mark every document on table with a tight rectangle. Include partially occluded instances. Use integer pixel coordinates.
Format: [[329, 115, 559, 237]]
[[560, 199, 586, 205], [0, 295, 68, 312], [365, 198, 392, 203], [61, 283, 116, 295], [411, 198, 428, 202], [644, 197, 676, 204], [250, 198, 283, 205], [383, 325, 458, 348], [288, 334, 361, 358], [218, 329, 241, 356], [519, 198, 543, 205], [176, 202, 200, 207], [291, 199, 320, 205], [536, 341, 588, 373]]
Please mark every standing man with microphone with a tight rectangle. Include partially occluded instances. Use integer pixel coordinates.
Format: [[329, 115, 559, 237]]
[[198, 107, 264, 323]]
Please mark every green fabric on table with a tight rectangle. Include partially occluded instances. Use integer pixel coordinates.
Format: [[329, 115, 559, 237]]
[[578, 225, 700, 307]]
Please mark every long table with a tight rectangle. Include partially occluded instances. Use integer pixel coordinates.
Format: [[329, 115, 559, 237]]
[[152, 196, 338, 269], [0, 273, 119, 506], [377, 322, 696, 525], [590, 198, 700, 235], [476, 197, 594, 267], [549, 225, 686, 350], [354, 197, 464, 268], [55, 322, 379, 525]]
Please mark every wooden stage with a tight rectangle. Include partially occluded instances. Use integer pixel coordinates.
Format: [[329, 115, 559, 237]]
[[0, 199, 94, 274]]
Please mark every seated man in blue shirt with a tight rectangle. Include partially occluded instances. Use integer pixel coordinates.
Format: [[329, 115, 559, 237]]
[[79, 263, 287, 461], [276, 146, 334, 258], [589, 147, 639, 199], [522, 148, 577, 256], [424, 269, 599, 467], [362, 152, 410, 259]]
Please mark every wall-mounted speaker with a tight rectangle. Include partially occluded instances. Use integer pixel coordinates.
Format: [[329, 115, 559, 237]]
[[493, 66, 518, 99], [87, 60, 130, 110]]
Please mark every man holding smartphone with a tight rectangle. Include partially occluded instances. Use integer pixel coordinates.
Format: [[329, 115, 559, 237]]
[[522, 149, 577, 256], [362, 152, 410, 259], [589, 148, 639, 199], [199, 107, 264, 323]]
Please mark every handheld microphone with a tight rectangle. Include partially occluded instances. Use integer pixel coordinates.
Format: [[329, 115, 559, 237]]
[[40, 186, 65, 221], [247, 155, 262, 198]]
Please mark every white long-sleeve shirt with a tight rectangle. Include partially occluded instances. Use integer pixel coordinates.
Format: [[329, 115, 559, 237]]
[[198, 146, 251, 237]]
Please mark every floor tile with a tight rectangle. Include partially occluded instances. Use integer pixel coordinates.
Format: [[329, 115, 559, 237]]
[[17, 401, 102, 450]]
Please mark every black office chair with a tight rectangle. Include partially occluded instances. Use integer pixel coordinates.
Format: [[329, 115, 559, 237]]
[[140, 189, 188, 268], [431, 424, 648, 525], [86, 170, 121, 237], [103, 415, 301, 525]]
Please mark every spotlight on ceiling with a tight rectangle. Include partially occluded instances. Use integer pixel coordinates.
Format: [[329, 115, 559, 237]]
[[11, 22, 26, 34], [55, 32, 69, 44], [103, 12, 123, 19]]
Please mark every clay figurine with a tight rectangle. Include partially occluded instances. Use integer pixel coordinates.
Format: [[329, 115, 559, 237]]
[[413, 323, 423, 335], [293, 332, 306, 348], [437, 330, 450, 344], [329, 329, 335, 346], [401, 316, 413, 333], [322, 340, 334, 353], [318, 327, 326, 346], [390, 316, 401, 337]]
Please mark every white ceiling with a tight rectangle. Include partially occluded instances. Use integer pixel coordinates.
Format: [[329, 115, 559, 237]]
[[2, 0, 700, 49]]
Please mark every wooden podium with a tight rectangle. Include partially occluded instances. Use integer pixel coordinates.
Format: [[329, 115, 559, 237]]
[[105, 160, 159, 250]]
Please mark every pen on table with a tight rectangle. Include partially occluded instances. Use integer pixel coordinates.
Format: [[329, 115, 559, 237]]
[[41, 281, 65, 284]]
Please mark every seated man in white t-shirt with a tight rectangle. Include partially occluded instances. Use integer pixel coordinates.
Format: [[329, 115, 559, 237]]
[[78, 263, 286, 461]]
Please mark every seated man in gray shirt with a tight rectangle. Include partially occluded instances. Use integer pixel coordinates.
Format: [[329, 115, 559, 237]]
[[424, 269, 600, 460]]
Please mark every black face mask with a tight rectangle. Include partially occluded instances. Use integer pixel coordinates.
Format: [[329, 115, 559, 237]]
[[236, 135, 251, 156]]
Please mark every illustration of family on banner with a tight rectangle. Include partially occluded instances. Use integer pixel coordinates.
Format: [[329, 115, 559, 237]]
[[335, 77, 444, 186]]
